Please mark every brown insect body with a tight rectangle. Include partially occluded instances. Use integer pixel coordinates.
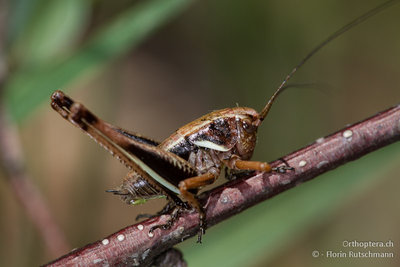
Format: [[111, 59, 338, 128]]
[[161, 107, 259, 172], [117, 108, 260, 191], [51, 0, 398, 243], [120, 107, 262, 208], [51, 91, 271, 242]]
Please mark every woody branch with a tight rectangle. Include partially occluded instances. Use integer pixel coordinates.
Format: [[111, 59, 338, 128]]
[[45, 104, 400, 266]]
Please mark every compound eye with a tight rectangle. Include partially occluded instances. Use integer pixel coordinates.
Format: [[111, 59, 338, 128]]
[[242, 118, 256, 133]]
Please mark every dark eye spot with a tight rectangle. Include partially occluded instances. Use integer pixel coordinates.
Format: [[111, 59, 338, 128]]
[[242, 119, 255, 133]]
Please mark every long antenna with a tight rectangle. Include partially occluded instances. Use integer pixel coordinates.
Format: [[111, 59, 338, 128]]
[[258, 0, 399, 122]]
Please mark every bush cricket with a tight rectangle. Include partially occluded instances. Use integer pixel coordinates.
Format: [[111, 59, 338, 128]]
[[50, 0, 399, 243]]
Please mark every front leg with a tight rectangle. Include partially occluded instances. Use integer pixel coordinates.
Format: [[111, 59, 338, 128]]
[[226, 157, 294, 173]]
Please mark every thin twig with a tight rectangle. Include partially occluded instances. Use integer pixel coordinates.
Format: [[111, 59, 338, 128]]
[[0, 109, 71, 257], [43, 104, 400, 266]]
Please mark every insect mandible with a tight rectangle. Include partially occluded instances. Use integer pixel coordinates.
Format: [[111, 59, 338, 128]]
[[50, 0, 399, 243]]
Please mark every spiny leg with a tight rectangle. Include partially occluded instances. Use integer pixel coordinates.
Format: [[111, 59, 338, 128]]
[[52, 92, 202, 237], [52, 91, 198, 183], [148, 196, 191, 233], [178, 173, 216, 243], [149, 205, 183, 233]]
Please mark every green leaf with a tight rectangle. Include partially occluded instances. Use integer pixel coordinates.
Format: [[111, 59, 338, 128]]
[[7, 0, 40, 45], [10, 0, 90, 68], [5, 0, 192, 123]]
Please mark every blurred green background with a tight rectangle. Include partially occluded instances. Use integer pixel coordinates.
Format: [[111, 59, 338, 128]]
[[0, 0, 399, 266]]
